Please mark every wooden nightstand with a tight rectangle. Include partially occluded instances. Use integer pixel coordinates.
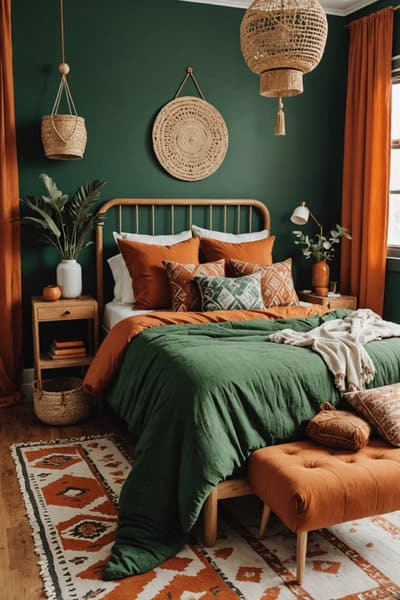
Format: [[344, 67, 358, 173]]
[[32, 295, 99, 387], [298, 292, 357, 310]]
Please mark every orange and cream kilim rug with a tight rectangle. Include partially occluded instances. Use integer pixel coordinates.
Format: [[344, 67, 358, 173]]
[[12, 436, 400, 600]]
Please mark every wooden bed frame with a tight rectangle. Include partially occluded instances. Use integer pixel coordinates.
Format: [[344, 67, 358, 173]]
[[95, 197, 271, 545]]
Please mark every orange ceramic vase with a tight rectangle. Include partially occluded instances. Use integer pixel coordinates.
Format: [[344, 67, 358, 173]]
[[312, 261, 330, 296], [42, 285, 62, 302]]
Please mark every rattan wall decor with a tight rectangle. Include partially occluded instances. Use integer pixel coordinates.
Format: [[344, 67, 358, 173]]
[[41, 0, 87, 160], [152, 68, 229, 181], [240, 0, 328, 136]]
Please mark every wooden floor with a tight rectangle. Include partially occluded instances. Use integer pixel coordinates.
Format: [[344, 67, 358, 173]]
[[0, 402, 133, 600]]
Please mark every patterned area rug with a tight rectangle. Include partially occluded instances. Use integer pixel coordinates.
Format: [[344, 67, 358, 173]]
[[11, 436, 400, 600]]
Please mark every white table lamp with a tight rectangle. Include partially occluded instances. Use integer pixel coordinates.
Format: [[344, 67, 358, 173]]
[[290, 202, 323, 237]]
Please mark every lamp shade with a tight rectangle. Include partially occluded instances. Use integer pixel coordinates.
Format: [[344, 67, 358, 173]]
[[240, 0, 328, 98], [240, 0, 328, 135], [291, 205, 310, 226]]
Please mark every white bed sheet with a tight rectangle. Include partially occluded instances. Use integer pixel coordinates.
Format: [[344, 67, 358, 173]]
[[104, 300, 313, 330], [103, 302, 155, 330]]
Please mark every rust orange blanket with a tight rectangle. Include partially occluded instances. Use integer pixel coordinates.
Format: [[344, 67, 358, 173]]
[[84, 306, 328, 397]]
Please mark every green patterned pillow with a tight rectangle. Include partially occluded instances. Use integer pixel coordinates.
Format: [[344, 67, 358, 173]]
[[194, 272, 264, 311]]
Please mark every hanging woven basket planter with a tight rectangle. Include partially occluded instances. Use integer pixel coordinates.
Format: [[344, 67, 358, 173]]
[[41, 1, 87, 160], [240, 0, 328, 135]]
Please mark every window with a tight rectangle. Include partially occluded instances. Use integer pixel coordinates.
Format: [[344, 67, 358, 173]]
[[387, 62, 400, 262]]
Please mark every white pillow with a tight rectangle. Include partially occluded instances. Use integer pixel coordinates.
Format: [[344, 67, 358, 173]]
[[109, 230, 193, 305], [191, 224, 269, 242], [107, 254, 134, 305], [113, 230, 192, 245]]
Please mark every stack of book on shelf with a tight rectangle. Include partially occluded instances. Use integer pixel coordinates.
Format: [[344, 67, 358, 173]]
[[48, 339, 86, 360]]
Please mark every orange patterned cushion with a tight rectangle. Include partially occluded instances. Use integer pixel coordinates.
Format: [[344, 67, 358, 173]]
[[230, 258, 299, 308], [163, 259, 225, 312], [346, 384, 400, 447]]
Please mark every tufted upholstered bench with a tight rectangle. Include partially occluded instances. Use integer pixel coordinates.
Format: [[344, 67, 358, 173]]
[[248, 439, 400, 584]]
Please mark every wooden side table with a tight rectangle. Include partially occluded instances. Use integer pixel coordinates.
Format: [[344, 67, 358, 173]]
[[32, 295, 99, 387], [298, 292, 357, 311]]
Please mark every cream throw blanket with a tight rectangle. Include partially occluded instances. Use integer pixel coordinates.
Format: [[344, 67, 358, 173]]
[[269, 309, 400, 392]]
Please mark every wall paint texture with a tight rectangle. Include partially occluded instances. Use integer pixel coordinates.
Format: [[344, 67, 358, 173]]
[[12, 0, 348, 365]]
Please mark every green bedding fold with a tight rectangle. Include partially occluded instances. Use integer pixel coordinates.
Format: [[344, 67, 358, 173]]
[[103, 310, 400, 579]]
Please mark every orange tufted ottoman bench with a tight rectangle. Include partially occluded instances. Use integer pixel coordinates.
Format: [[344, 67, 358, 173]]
[[248, 439, 400, 584]]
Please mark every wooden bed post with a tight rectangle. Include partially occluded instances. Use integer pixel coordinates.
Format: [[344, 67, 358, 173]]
[[96, 220, 105, 318], [203, 478, 253, 546], [203, 486, 218, 546]]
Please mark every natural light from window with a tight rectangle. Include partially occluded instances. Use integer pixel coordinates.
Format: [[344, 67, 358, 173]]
[[388, 83, 400, 247]]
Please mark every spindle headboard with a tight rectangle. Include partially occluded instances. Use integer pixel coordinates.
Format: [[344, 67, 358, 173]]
[[95, 198, 271, 315]]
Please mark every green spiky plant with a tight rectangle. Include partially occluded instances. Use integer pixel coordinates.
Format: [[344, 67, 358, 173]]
[[21, 174, 106, 259]]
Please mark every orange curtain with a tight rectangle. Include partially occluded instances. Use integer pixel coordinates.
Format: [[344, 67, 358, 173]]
[[0, 0, 22, 406], [340, 7, 393, 315]]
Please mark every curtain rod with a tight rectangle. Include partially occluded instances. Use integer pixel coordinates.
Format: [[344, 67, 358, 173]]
[[345, 4, 400, 27]]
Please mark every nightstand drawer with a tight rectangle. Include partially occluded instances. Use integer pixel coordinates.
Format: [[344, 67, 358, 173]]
[[298, 292, 357, 311], [36, 304, 96, 321], [324, 297, 357, 310]]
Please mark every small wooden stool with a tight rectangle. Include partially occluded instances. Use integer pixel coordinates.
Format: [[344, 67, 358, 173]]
[[248, 439, 400, 584]]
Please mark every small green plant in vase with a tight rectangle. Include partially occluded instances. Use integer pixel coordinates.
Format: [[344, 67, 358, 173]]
[[21, 174, 106, 298], [293, 225, 351, 296]]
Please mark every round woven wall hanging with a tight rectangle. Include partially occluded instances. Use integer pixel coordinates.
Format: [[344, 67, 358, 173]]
[[152, 68, 228, 181]]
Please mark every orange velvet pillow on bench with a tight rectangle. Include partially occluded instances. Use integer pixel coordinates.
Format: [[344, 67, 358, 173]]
[[200, 236, 275, 274], [118, 237, 200, 309]]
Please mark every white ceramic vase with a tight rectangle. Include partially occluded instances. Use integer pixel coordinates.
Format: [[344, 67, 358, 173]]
[[56, 259, 82, 298]]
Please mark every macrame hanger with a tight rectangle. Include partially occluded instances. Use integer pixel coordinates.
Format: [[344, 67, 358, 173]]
[[50, 0, 78, 142], [174, 67, 206, 100]]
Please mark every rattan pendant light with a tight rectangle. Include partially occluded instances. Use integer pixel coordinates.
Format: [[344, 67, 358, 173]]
[[41, 0, 87, 159], [240, 0, 328, 136]]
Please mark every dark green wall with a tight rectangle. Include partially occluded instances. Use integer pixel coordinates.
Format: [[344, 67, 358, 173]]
[[12, 0, 347, 365]]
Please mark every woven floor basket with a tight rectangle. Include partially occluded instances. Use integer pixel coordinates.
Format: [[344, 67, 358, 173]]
[[41, 114, 87, 160], [33, 377, 91, 426]]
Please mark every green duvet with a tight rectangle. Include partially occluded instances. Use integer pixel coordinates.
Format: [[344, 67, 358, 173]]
[[104, 310, 400, 579]]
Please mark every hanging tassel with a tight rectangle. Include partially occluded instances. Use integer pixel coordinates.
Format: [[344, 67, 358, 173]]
[[274, 96, 286, 136]]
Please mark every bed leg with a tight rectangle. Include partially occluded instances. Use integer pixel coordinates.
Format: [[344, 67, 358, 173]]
[[203, 486, 218, 546]]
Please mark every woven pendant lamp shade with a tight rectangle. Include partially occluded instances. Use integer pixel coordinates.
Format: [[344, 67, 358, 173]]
[[240, 0, 328, 135]]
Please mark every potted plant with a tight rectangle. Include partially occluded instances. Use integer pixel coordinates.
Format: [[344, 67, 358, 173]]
[[21, 174, 105, 298], [293, 225, 351, 295]]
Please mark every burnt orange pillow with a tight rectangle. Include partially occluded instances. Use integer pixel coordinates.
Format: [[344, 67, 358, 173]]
[[306, 402, 371, 450], [118, 237, 200, 309], [200, 236, 275, 274]]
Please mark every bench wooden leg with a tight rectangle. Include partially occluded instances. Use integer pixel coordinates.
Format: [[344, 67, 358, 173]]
[[259, 504, 271, 538], [204, 487, 218, 546], [296, 531, 308, 584]]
